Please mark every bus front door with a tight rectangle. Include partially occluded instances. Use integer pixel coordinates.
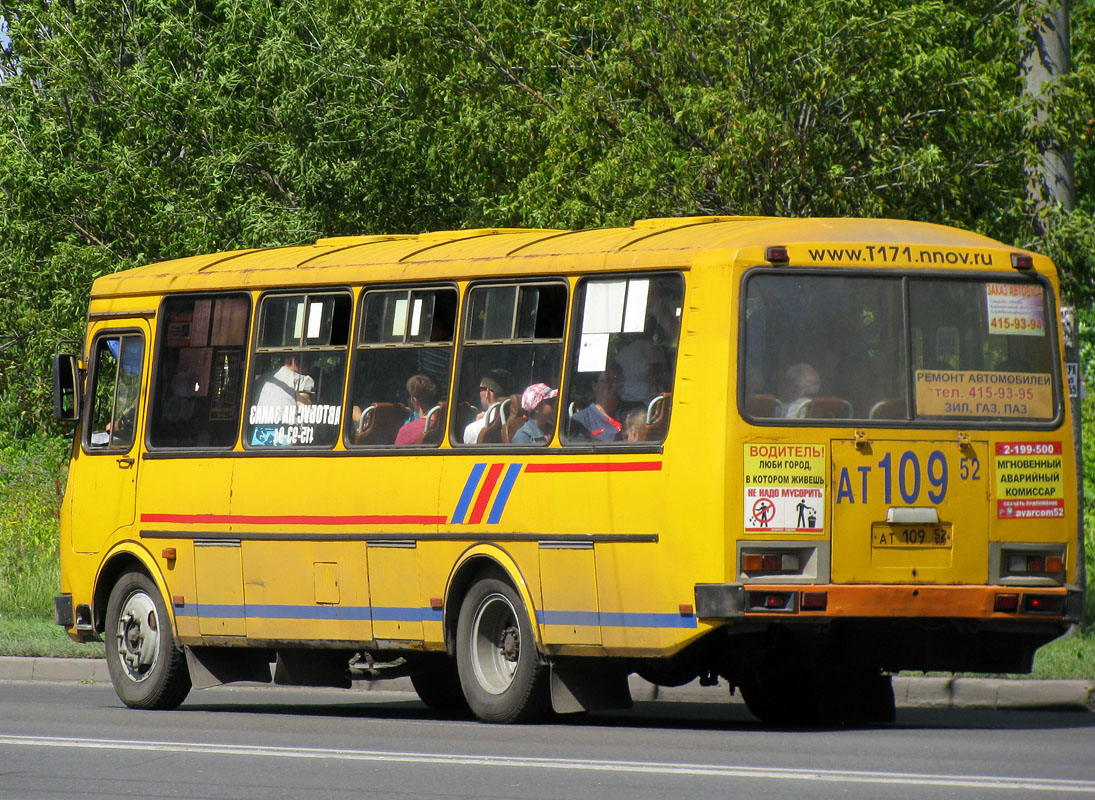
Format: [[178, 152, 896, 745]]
[[70, 325, 148, 554]]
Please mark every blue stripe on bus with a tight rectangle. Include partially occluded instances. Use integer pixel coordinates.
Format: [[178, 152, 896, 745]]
[[451, 463, 487, 524], [486, 463, 523, 524], [537, 610, 698, 629], [175, 605, 693, 629], [173, 604, 443, 623]]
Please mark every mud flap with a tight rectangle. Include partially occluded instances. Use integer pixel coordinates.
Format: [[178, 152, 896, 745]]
[[185, 646, 272, 689], [549, 662, 632, 714]]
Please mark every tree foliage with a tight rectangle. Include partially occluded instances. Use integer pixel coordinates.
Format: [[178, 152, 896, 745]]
[[1, 0, 1092, 434]]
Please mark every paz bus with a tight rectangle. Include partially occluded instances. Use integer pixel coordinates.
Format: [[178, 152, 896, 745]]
[[52, 216, 1083, 724]]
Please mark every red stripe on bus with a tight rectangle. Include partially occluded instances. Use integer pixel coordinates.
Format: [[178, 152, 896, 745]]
[[467, 463, 504, 525], [141, 513, 446, 525], [523, 462, 662, 473]]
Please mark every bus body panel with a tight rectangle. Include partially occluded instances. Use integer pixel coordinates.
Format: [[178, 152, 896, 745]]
[[55, 217, 1079, 713]]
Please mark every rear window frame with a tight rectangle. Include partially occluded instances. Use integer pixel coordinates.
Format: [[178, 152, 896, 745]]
[[737, 266, 1064, 431]]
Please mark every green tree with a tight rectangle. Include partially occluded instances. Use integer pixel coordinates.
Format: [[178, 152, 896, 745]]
[[1, 0, 1092, 434]]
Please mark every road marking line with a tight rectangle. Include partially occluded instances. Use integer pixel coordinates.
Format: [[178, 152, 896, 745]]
[[2, 734, 1093, 793]]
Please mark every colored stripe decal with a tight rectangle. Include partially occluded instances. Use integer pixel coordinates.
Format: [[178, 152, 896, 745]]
[[523, 461, 662, 474], [537, 610, 697, 629], [487, 464, 523, 524], [175, 604, 693, 629], [450, 462, 487, 524], [174, 604, 443, 622], [467, 463, 504, 525], [141, 513, 446, 526]]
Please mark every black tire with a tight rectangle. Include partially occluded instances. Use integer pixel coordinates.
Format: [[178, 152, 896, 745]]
[[410, 660, 472, 716], [742, 667, 896, 726], [104, 570, 191, 710], [740, 668, 819, 725], [455, 577, 549, 723]]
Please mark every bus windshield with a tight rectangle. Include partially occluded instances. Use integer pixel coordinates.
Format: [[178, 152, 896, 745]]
[[742, 273, 1057, 424]]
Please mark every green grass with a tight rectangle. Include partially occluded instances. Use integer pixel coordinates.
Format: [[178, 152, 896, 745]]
[[1029, 629, 1095, 679], [0, 615, 104, 658]]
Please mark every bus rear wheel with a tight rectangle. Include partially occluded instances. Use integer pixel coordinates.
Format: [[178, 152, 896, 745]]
[[410, 660, 471, 716], [104, 570, 191, 710], [455, 577, 548, 723]]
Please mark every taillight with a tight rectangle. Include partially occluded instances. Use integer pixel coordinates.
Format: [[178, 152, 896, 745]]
[[747, 591, 794, 612], [743, 552, 801, 574], [800, 591, 828, 611], [1004, 551, 1065, 577], [1022, 594, 1065, 614], [994, 593, 1019, 613]]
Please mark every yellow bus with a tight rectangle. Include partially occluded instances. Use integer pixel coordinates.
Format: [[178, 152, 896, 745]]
[[52, 216, 1083, 724]]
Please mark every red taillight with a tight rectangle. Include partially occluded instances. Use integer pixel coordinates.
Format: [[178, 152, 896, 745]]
[[800, 591, 827, 611], [1023, 594, 1064, 614], [1006, 552, 1064, 576], [765, 245, 789, 264], [994, 593, 1019, 612], [747, 591, 792, 611], [1011, 253, 1035, 271], [761, 554, 782, 571], [743, 552, 801, 574]]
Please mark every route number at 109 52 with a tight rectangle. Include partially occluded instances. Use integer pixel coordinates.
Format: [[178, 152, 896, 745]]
[[836, 449, 981, 506]]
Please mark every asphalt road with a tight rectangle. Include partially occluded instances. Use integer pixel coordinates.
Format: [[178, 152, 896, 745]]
[[2, 680, 1095, 800]]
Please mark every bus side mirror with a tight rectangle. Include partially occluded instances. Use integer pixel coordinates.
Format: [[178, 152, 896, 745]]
[[52, 353, 81, 422]]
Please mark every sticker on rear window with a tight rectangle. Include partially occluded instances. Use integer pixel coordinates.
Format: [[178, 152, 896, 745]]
[[985, 283, 1045, 336]]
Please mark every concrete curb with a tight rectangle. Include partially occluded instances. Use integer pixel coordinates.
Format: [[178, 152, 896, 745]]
[[2, 657, 1091, 711]]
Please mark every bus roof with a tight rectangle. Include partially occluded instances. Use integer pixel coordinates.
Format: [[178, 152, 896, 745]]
[[90, 216, 1037, 298]]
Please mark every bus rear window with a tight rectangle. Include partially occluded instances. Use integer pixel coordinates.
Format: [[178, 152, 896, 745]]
[[742, 273, 1057, 424]]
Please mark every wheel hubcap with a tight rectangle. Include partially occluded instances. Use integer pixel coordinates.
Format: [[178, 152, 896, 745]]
[[115, 591, 160, 682], [470, 593, 520, 695]]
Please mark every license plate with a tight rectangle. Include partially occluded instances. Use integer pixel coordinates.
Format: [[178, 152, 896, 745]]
[[871, 523, 952, 548]]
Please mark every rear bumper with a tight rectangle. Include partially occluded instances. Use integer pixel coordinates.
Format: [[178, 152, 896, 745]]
[[695, 583, 1083, 623]]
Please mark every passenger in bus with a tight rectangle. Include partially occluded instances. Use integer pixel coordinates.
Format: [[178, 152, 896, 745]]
[[616, 288, 678, 405], [395, 373, 440, 444], [512, 383, 558, 445], [779, 362, 821, 418], [256, 354, 315, 407], [463, 368, 514, 444], [623, 408, 647, 442], [571, 364, 623, 441]]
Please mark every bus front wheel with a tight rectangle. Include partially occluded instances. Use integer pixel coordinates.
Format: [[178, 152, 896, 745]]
[[455, 577, 548, 723], [104, 571, 192, 710]]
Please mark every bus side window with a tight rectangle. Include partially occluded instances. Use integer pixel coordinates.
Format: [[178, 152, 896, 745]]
[[347, 286, 457, 447], [149, 294, 250, 448], [245, 291, 352, 449], [563, 273, 683, 445], [86, 334, 144, 451], [454, 282, 567, 446]]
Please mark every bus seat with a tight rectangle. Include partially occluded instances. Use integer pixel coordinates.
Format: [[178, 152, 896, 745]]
[[354, 402, 408, 445], [476, 401, 504, 444], [454, 401, 478, 436], [643, 392, 672, 440], [417, 401, 447, 445], [746, 393, 780, 417], [501, 395, 527, 444], [800, 397, 853, 419], [869, 398, 907, 420]]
